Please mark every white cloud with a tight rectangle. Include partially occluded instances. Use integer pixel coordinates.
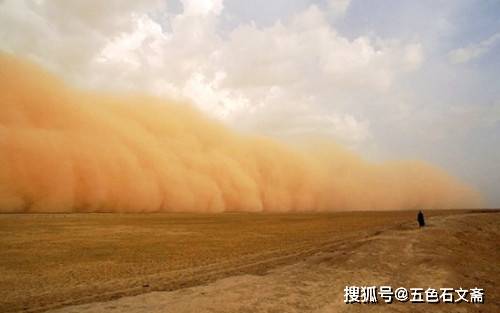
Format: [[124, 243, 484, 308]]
[[328, 0, 351, 19], [0, 0, 166, 80], [95, 14, 169, 69], [219, 6, 422, 94], [448, 32, 500, 64], [0, 0, 423, 147], [181, 0, 224, 16], [182, 71, 251, 119]]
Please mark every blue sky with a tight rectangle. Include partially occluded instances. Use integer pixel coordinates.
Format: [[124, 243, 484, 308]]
[[1, 0, 499, 206]]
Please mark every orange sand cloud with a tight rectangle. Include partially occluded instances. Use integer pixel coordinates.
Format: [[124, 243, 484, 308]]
[[0, 52, 482, 212]]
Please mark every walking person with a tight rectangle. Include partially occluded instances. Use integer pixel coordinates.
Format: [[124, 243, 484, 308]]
[[417, 210, 425, 227]]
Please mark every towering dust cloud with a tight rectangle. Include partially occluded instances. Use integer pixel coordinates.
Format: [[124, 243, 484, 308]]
[[0, 53, 481, 212]]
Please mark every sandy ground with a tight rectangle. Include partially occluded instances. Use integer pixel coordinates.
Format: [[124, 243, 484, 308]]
[[42, 212, 499, 313], [0, 211, 410, 311], [2, 210, 444, 313]]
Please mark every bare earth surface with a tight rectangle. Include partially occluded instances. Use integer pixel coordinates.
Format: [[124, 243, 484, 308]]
[[1, 211, 498, 313]]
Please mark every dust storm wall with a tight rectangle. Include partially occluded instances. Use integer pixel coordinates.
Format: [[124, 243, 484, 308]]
[[0, 53, 482, 212]]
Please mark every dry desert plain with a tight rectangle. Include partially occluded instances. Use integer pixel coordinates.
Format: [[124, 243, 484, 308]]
[[0, 210, 498, 313]]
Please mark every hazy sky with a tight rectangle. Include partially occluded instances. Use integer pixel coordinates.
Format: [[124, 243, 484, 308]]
[[1, 0, 499, 207]]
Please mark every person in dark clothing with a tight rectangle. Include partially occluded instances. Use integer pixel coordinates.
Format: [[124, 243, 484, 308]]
[[417, 210, 425, 227]]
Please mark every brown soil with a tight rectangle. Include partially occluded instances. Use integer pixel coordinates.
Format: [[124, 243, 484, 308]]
[[0, 210, 496, 313]]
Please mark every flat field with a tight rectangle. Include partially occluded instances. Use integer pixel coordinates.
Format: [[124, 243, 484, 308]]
[[0, 210, 493, 313]]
